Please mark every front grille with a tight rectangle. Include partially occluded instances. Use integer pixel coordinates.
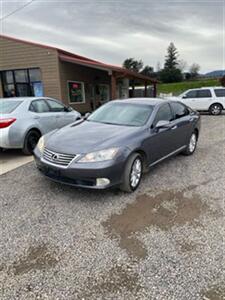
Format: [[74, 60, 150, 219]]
[[43, 148, 76, 167]]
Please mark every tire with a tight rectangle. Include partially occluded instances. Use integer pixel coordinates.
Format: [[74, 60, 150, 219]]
[[209, 103, 222, 115], [120, 153, 143, 193], [22, 130, 41, 155], [182, 132, 198, 156]]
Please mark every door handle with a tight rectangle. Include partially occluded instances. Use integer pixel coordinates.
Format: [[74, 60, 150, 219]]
[[55, 116, 60, 118], [34, 116, 40, 119], [171, 125, 177, 130]]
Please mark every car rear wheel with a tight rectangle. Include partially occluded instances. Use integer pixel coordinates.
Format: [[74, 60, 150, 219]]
[[209, 104, 222, 115], [183, 132, 197, 156], [22, 130, 41, 155], [120, 153, 143, 192]]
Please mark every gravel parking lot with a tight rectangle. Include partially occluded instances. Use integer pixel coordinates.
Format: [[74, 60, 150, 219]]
[[0, 115, 224, 300]]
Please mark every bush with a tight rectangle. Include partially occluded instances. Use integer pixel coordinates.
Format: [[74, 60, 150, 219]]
[[220, 75, 225, 87]]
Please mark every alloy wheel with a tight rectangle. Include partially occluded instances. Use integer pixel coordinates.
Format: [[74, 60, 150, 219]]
[[130, 157, 142, 189], [211, 105, 222, 115], [189, 133, 197, 153]]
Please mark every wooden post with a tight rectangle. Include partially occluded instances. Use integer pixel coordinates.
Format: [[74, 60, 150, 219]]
[[144, 81, 147, 97], [153, 83, 157, 98], [111, 73, 117, 100]]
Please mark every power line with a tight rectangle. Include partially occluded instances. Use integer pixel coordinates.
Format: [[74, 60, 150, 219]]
[[0, 0, 35, 22]]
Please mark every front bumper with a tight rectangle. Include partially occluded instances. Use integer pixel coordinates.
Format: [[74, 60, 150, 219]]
[[33, 149, 126, 190]]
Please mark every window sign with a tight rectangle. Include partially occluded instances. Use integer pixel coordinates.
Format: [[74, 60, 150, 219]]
[[33, 82, 44, 97], [68, 81, 85, 103]]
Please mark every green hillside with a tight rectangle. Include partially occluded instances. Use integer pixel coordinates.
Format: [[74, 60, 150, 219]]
[[157, 78, 221, 96]]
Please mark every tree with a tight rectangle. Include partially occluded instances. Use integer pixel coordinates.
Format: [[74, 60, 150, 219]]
[[178, 59, 187, 72], [160, 42, 183, 83], [140, 65, 154, 77], [123, 58, 143, 73], [164, 42, 179, 69], [189, 63, 200, 79]]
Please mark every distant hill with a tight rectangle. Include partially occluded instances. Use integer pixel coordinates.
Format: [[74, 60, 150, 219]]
[[204, 70, 225, 78]]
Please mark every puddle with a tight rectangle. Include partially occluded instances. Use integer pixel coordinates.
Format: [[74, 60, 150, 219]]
[[12, 244, 58, 275], [79, 265, 141, 299], [202, 285, 225, 300], [103, 190, 207, 259]]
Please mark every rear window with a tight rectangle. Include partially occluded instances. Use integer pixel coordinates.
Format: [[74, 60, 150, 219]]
[[214, 89, 225, 97], [0, 100, 22, 114]]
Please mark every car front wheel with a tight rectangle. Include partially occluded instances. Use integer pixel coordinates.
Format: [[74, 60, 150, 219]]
[[183, 132, 198, 155], [120, 153, 143, 192]]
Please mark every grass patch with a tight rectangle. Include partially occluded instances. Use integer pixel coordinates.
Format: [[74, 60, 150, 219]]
[[157, 78, 221, 96]]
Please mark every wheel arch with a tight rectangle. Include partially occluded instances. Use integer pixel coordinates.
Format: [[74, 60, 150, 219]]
[[209, 102, 224, 110], [133, 149, 149, 173], [23, 127, 42, 145]]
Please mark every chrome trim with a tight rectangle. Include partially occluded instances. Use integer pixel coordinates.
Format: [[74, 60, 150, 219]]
[[149, 145, 186, 167], [42, 148, 80, 168]]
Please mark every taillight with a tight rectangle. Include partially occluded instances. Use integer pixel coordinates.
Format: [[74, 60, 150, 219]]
[[0, 118, 16, 129]]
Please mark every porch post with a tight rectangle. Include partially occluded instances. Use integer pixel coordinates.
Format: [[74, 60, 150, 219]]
[[111, 73, 117, 100], [144, 81, 147, 97], [153, 83, 157, 98], [132, 79, 135, 98]]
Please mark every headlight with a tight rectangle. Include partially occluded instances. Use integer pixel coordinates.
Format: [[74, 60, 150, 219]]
[[36, 136, 45, 153], [79, 148, 119, 163]]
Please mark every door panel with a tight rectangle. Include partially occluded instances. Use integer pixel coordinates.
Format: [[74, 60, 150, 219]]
[[30, 99, 57, 134], [145, 103, 177, 164]]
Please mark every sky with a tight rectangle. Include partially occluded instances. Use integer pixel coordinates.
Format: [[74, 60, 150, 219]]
[[0, 0, 224, 73]]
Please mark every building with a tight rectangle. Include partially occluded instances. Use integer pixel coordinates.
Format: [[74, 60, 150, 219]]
[[0, 35, 158, 113]]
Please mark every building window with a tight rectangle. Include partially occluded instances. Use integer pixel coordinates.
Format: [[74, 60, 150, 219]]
[[68, 81, 85, 103], [1, 68, 43, 98]]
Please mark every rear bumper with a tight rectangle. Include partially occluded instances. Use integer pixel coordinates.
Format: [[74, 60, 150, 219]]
[[34, 151, 126, 190], [0, 127, 10, 148]]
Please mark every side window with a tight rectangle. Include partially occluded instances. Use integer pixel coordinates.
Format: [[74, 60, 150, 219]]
[[214, 89, 225, 97], [46, 99, 65, 112], [171, 102, 189, 119], [30, 99, 50, 113], [184, 90, 197, 98], [154, 104, 173, 125], [196, 89, 212, 98]]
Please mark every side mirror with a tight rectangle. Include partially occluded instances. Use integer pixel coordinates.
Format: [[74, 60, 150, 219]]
[[84, 112, 91, 119], [182, 95, 187, 99], [155, 120, 170, 129], [64, 106, 73, 112]]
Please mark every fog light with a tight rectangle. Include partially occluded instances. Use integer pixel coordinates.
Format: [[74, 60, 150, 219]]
[[96, 178, 110, 186]]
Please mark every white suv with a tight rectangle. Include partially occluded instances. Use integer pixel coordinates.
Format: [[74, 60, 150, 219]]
[[169, 87, 225, 115]]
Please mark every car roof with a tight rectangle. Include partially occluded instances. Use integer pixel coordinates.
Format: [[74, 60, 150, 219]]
[[0, 97, 56, 102], [113, 98, 166, 106], [0, 97, 46, 102]]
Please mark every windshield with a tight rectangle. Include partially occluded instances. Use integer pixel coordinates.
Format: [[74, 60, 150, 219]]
[[0, 100, 22, 114], [88, 102, 153, 126]]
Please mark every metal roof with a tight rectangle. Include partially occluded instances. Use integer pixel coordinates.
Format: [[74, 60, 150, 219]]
[[0, 34, 158, 83]]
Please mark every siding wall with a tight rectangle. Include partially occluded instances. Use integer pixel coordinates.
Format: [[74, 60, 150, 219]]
[[59, 60, 111, 113], [0, 36, 61, 99]]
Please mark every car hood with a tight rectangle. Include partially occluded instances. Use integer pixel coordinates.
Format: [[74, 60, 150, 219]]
[[45, 120, 141, 154]]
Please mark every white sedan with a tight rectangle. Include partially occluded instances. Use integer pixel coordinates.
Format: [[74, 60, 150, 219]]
[[0, 97, 81, 154]]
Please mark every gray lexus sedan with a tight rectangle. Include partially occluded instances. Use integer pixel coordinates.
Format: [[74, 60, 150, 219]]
[[34, 98, 200, 192]]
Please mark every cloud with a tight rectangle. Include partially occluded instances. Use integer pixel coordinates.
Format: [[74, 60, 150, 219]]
[[2, 0, 225, 72]]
